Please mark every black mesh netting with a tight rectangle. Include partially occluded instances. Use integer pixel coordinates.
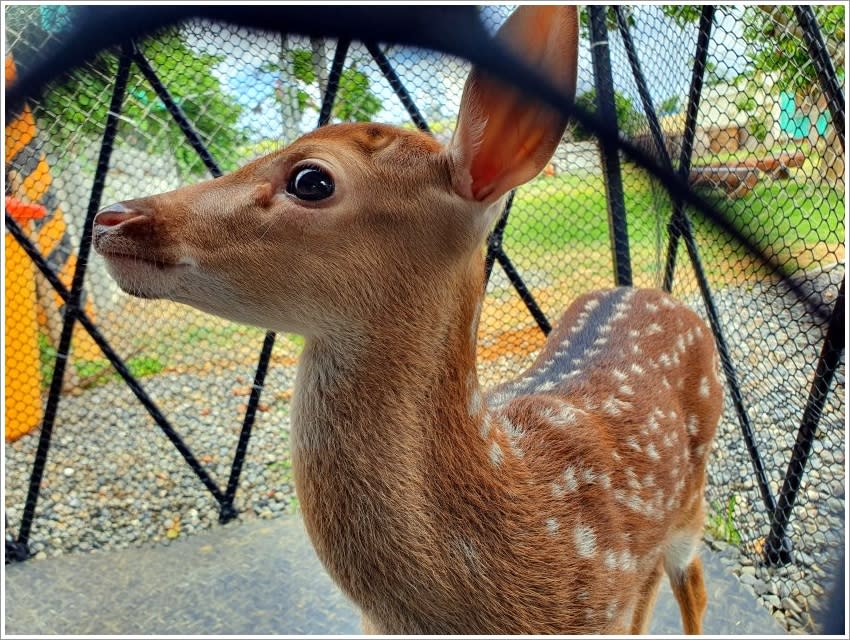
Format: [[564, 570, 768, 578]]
[[4, 5, 845, 634]]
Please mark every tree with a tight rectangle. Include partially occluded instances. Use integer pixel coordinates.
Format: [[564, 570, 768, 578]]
[[569, 89, 644, 141], [662, 5, 845, 181], [5, 5, 248, 178], [255, 40, 383, 142]]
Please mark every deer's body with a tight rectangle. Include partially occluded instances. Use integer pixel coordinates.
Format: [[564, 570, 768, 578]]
[[292, 278, 720, 634], [93, 6, 721, 634]]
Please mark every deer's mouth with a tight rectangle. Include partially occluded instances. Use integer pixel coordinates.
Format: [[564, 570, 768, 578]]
[[97, 250, 187, 271], [94, 235, 193, 300]]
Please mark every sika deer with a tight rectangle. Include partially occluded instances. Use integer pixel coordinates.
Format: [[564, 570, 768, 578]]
[[93, 6, 722, 635]]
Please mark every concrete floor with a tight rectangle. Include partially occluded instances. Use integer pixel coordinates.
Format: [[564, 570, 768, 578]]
[[5, 514, 786, 635]]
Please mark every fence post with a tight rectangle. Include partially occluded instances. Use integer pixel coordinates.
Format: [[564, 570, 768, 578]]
[[589, 5, 631, 287]]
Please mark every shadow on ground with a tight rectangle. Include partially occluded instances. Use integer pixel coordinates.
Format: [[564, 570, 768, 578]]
[[5, 514, 785, 635]]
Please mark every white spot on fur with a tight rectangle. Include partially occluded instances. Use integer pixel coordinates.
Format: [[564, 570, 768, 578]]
[[664, 531, 699, 574], [661, 376, 672, 390], [686, 415, 699, 435], [468, 387, 483, 417], [479, 414, 491, 439], [658, 353, 672, 367], [625, 436, 641, 452], [603, 396, 632, 416], [645, 323, 663, 336], [552, 404, 582, 428], [645, 443, 660, 460], [605, 602, 618, 620], [574, 523, 598, 558], [537, 380, 557, 392], [546, 517, 560, 536], [695, 443, 708, 459], [631, 343, 642, 355], [645, 302, 659, 312], [618, 549, 637, 572], [500, 415, 522, 439], [489, 442, 503, 466], [604, 550, 618, 571], [628, 329, 641, 339], [582, 468, 599, 485], [699, 376, 711, 398], [612, 369, 628, 381], [563, 467, 578, 492], [585, 298, 600, 312], [647, 415, 660, 433], [552, 481, 565, 499], [619, 384, 634, 396], [629, 363, 645, 375], [660, 297, 676, 309], [535, 406, 559, 423], [488, 391, 511, 409]]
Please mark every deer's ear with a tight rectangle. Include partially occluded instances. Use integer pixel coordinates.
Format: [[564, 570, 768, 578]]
[[448, 5, 579, 203]]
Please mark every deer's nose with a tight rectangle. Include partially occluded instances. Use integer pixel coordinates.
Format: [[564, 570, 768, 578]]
[[94, 202, 145, 227]]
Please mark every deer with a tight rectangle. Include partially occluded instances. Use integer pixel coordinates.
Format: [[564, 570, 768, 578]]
[[92, 5, 723, 635]]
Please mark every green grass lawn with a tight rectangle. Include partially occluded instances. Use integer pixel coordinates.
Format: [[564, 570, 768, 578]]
[[501, 165, 844, 282]]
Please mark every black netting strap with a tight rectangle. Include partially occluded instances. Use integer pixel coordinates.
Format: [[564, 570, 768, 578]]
[[5, 211, 229, 525], [765, 282, 846, 566], [318, 39, 350, 128], [589, 5, 631, 287], [366, 42, 431, 134], [3, 5, 837, 326]]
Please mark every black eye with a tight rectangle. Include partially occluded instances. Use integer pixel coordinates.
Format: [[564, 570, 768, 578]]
[[287, 166, 334, 201]]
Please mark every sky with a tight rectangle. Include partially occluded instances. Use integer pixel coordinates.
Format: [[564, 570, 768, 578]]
[[185, 5, 750, 146]]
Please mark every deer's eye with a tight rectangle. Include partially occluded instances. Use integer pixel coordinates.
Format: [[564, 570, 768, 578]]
[[287, 165, 335, 201]]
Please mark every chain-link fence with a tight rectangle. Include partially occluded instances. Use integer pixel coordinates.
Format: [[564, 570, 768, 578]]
[[4, 5, 845, 634]]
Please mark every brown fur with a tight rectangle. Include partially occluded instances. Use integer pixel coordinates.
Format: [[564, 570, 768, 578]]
[[92, 6, 721, 634]]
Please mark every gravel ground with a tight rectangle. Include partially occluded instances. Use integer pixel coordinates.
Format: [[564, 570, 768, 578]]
[[5, 265, 844, 634]]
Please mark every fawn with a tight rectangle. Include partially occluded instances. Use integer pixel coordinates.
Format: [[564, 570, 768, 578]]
[[93, 5, 722, 635]]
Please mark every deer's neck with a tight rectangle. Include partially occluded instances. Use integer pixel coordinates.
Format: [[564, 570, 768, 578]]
[[289, 257, 502, 608]]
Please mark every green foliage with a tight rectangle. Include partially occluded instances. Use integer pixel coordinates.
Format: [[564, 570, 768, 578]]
[[743, 5, 845, 98], [258, 45, 383, 134], [661, 5, 704, 28], [659, 95, 681, 115], [578, 5, 634, 37], [7, 6, 248, 178], [570, 89, 644, 140], [334, 68, 383, 122], [706, 495, 742, 545], [662, 5, 845, 98], [75, 355, 165, 388]]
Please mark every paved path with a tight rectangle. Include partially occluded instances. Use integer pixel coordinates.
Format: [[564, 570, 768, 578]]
[[5, 514, 785, 635]]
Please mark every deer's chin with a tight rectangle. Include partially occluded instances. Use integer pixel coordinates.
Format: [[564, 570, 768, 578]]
[[102, 253, 188, 300]]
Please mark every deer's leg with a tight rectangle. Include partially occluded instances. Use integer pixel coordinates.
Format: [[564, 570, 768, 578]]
[[629, 559, 665, 634], [668, 556, 708, 635]]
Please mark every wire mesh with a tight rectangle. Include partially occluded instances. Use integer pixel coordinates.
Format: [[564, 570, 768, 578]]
[[4, 4, 845, 634]]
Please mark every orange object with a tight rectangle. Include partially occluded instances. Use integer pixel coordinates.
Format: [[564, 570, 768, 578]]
[[5, 195, 47, 223]]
